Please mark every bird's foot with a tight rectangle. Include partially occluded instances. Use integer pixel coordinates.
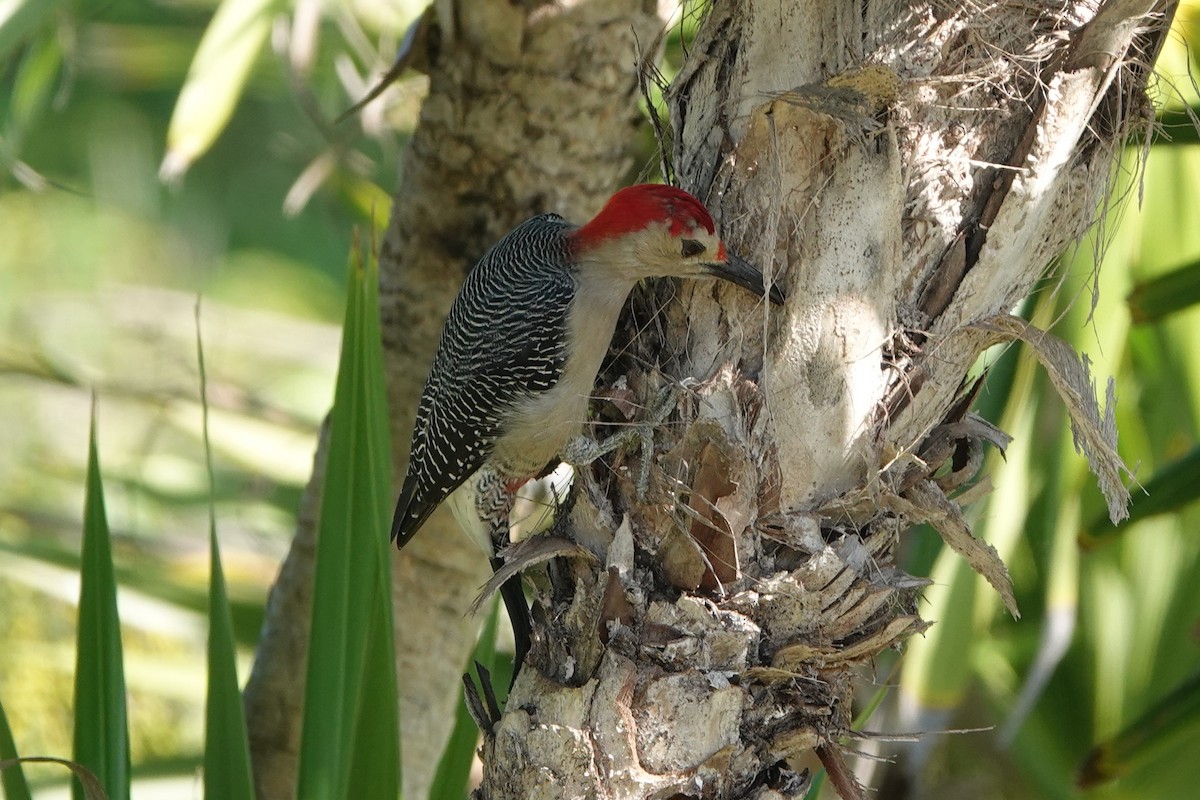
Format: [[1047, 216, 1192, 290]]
[[563, 382, 686, 498]]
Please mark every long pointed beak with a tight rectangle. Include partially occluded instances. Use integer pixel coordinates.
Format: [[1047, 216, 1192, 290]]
[[704, 252, 786, 305]]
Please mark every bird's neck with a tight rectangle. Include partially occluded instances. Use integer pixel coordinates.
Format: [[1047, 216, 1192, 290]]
[[569, 226, 662, 284]]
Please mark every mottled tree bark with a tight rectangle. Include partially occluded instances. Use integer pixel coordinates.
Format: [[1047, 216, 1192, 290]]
[[244, 1, 664, 798], [478, 2, 1170, 799]]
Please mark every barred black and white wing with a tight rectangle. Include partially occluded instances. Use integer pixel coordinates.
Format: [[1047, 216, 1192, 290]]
[[390, 214, 577, 548]]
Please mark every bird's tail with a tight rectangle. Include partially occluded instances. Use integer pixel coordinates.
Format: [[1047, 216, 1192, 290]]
[[390, 479, 437, 549]]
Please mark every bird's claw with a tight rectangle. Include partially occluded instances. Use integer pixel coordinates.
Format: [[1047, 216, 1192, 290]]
[[565, 381, 685, 499]]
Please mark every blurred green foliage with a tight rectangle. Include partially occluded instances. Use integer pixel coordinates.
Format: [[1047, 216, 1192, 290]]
[[889, 7, 1200, 797], [0, 0, 418, 793], [1, 1, 1199, 798]]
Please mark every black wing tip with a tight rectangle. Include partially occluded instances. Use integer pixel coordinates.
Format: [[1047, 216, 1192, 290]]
[[391, 504, 429, 551], [391, 481, 435, 550]]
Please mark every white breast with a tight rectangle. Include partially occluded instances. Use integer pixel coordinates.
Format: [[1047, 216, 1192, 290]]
[[489, 270, 631, 478]]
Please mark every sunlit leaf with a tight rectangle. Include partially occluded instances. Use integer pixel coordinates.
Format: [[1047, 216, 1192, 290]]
[[332, 174, 394, 235], [7, 31, 62, 132], [0, 0, 63, 59], [73, 405, 130, 800], [296, 235, 399, 800], [160, 0, 285, 182]]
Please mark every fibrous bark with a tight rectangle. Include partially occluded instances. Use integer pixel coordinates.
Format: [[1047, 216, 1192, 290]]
[[478, 2, 1170, 799]]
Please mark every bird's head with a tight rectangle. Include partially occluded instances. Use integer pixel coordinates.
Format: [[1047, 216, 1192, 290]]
[[570, 184, 785, 305]]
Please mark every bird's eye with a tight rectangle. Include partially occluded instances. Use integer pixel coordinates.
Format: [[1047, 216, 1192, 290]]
[[681, 239, 706, 258]]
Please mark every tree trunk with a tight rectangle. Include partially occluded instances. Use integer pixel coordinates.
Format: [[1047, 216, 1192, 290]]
[[478, 2, 1170, 799], [243, 2, 664, 798]]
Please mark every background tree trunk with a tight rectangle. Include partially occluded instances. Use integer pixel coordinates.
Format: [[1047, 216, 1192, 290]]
[[478, 2, 1171, 799], [244, 1, 664, 798]]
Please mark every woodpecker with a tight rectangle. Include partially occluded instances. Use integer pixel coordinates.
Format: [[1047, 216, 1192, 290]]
[[391, 184, 784, 668]]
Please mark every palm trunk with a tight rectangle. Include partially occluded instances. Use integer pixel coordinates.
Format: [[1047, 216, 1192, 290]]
[[480, 2, 1170, 799]]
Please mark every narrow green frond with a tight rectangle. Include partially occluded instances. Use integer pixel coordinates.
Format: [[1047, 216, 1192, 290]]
[[72, 405, 130, 800], [196, 300, 255, 800], [1128, 256, 1200, 324], [1079, 670, 1200, 788], [1081, 446, 1200, 545], [0, 697, 33, 800], [429, 599, 501, 800], [296, 235, 399, 800]]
